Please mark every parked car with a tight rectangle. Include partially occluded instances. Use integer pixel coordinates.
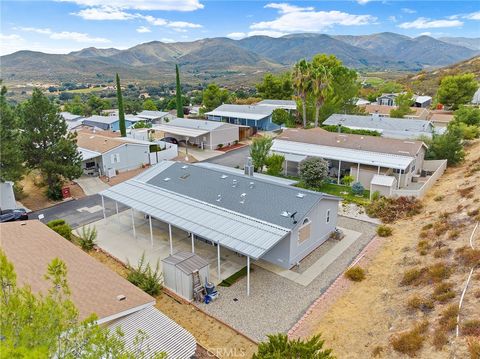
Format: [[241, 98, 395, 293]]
[[0, 208, 28, 222], [161, 137, 179, 145]]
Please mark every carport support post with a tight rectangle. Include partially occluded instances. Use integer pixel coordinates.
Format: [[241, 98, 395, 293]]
[[337, 160, 342, 184], [149, 215, 153, 248], [217, 243, 221, 282], [168, 224, 173, 255], [284, 159, 288, 176], [115, 201, 119, 215], [191, 233, 195, 253], [247, 256, 250, 296], [356, 162, 360, 182], [377, 166, 381, 175], [131, 208, 136, 238], [101, 195, 106, 221]]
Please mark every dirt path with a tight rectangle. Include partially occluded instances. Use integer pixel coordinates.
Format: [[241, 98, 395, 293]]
[[296, 140, 480, 359], [88, 249, 257, 359]]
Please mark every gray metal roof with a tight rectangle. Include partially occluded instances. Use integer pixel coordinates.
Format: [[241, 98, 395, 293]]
[[108, 306, 196, 359], [257, 99, 297, 110], [82, 115, 119, 130], [168, 118, 232, 131], [324, 114, 435, 139], [205, 104, 273, 121], [136, 110, 169, 119], [162, 251, 209, 274], [60, 112, 83, 121]]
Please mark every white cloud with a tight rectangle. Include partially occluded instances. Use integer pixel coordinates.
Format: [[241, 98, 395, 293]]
[[16, 27, 110, 43], [264, 3, 314, 14], [251, 5, 376, 33], [143, 15, 168, 26], [167, 21, 202, 29], [136, 26, 151, 33], [59, 0, 204, 11], [142, 16, 201, 30], [398, 17, 463, 29], [464, 11, 480, 20], [247, 30, 287, 38], [401, 8, 416, 14], [356, 0, 371, 4], [73, 6, 136, 20], [0, 34, 26, 55], [227, 32, 247, 40]]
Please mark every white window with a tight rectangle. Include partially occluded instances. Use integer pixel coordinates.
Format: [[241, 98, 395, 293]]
[[326, 209, 330, 223], [110, 153, 120, 163]]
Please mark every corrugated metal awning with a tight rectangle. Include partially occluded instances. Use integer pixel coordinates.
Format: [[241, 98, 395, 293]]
[[100, 180, 290, 260], [152, 124, 209, 138], [78, 147, 101, 161], [108, 306, 196, 358]]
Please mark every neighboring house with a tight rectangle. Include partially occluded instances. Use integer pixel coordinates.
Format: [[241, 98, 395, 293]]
[[427, 110, 455, 128], [413, 95, 432, 108], [272, 128, 429, 191], [0, 181, 16, 210], [256, 99, 297, 112], [324, 113, 438, 139], [377, 93, 398, 106], [153, 118, 246, 149], [205, 104, 278, 131], [60, 111, 83, 122], [100, 161, 341, 279], [355, 98, 371, 106], [472, 88, 480, 105], [0, 220, 196, 358], [82, 115, 134, 132], [76, 132, 151, 176], [362, 104, 430, 120], [135, 110, 174, 124]]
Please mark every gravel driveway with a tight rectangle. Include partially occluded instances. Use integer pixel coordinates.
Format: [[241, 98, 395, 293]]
[[197, 216, 376, 342]]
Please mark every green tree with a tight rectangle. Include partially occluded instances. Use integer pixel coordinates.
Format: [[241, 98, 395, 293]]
[[437, 73, 478, 110], [0, 85, 24, 184], [202, 84, 231, 112], [249, 136, 273, 173], [0, 249, 166, 358], [426, 127, 465, 165], [143, 98, 158, 111], [448, 106, 480, 139], [85, 95, 109, 116], [256, 72, 293, 100], [116, 73, 127, 137], [175, 64, 184, 118], [272, 109, 294, 127], [299, 157, 328, 187], [63, 95, 86, 115], [265, 153, 285, 176], [132, 121, 152, 129], [123, 99, 143, 114], [311, 56, 333, 127], [253, 333, 334, 359], [390, 92, 414, 118], [292, 59, 312, 128], [379, 81, 404, 94], [19, 89, 82, 199]]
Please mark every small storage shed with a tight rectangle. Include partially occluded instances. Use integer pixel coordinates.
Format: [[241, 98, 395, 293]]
[[162, 252, 210, 301], [370, 174, 397, 198]]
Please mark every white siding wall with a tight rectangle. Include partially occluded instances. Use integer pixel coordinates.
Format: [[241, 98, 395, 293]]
[[101, 144, 150, 174], [209, 126, 239, 150]]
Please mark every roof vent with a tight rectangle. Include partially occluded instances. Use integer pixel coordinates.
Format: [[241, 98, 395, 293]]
[[180, 173, 190, 180], [232, 179, 238, 188], [216, 194, 222, 202], [182, 165, 188, 169], [240, 193, 246, 204], [296, 193, 306, 198], [116, 294, 126, 301], [281, 211, 291, 217], [249, 181, 255, 189], [221, 174, 228, 179], [164, 177, 171, 181]]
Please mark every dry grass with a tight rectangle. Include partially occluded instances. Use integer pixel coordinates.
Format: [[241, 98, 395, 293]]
[[462, 320, 480, 337], [432, 282, 456, 303], [390, 320, 429, 357], [406, 295, 434, 313]]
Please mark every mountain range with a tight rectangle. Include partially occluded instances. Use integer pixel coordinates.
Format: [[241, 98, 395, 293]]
[[1, 32, 479, 86]]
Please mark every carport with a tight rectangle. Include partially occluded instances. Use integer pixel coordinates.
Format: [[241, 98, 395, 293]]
[[99, 175, 290, 296], [153, 124, 209, 149]]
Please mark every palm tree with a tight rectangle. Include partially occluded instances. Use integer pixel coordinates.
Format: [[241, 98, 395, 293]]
[[292, 59, 312, 128], [311, 64, 332, 127]]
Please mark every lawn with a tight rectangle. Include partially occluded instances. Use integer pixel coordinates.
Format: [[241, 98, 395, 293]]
[[296, 181, 371, 206], [66, 86, 105, 94]]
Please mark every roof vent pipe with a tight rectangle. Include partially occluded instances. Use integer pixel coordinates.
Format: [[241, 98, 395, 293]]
[[244, 157, 254, 177]]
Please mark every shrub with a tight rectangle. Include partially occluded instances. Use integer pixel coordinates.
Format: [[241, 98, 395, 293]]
[[366, 196, 422, 223], [432, 327, 448, 350], [344, 266, 366, 282], [47, 219, 72, 241], [439, 304, 459, 331], [127, 253, 163, 296], [299, 157, 328, 187], [351, 182, 365, 196], [462, 320, 480, 337], [265, 153, 285, 176], [448, 229, 460, 240], [253, 333, 334, 359], [455, 246, 480, 267], [371, 346, 383, 357], [433, 221, 451, 236], [342, 175, 354, 186], [407, 295, 434, 313], [422, 223, 433, 230], [467, 337, 480, 358], [390, 320, 428, 357], [75, 226, 97, 251], [433, 195, 444, 201], [417, 240, 430, 255], [428, 262, 452, 283], [377, 225, 393, 237], [371, 191, 380, 202], [433, 248, 451, 258], [400, 268, 425, 286], [432, 282, 456, 302]]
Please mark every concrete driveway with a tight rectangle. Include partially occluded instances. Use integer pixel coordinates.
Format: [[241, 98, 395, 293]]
[[75, 176, 110, 196], [204, 145, 251, 169]]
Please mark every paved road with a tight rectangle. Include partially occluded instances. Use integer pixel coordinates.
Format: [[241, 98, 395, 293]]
[[31, 195, 128, 229], [203, 145, 250, 168]]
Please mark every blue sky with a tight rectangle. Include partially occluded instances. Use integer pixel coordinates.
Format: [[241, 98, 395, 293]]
[[1, 0, 479, 55]]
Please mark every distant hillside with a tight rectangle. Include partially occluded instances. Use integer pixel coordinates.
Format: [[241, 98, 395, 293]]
[[439, 37, 480, 51], [1, 32, 478, 86], [400, 56, 480, 96]]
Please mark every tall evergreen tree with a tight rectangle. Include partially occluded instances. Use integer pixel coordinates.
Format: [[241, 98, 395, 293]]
[[292, 59, 312, 128], [175, 64, 184, 118], [116, 73, 127, 136], [0, 85, 24, 184], [20, 89, 82, 199]]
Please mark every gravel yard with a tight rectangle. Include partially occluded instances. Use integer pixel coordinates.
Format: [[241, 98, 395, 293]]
[[197, 216, 377, 342]]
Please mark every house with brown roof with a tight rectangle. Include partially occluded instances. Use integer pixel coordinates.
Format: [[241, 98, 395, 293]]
[[362, 104, 430, 120], [272, 128, 447, 197], [76, 132, 152, 177], [0, 220, 196, 358]]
